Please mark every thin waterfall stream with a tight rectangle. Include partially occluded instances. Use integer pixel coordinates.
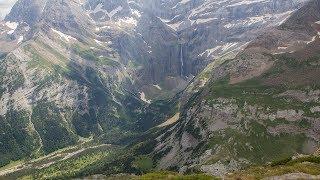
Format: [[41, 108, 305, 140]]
[[180, 44, 184, 77]]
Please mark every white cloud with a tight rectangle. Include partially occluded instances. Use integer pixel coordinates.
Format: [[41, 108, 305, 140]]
[[0, 0, 18, 20]]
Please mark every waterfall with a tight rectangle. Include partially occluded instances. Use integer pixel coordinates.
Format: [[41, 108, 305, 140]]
[[180, 44, 184, 77]]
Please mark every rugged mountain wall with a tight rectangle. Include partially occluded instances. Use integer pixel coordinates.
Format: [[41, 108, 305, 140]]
[[0, 0, 310, 168], [0, 0, 144, 166], [140, 0, 308, 76], [152, 0, 320, 176]]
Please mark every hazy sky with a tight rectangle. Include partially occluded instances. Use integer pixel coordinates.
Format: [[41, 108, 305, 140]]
[[0, 0, 17, 20]]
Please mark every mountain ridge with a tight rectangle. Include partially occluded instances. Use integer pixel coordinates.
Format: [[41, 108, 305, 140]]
[[147, 0, 320, 176], [1, 0, 319, 179]]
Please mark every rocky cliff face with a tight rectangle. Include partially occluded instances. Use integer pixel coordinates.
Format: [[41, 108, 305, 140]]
[[140, 0, 308, 75], [0, 0, 310, 168], [0, 0, 144, 166], [151, 0, 320, 176]]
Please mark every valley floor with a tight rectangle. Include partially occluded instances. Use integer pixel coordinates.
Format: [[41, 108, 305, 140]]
[[0, 141, 116, 179], [1, 143, 320, 180]]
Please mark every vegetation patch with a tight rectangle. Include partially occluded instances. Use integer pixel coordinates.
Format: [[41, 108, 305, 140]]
[[32, 151, 111, 179], [207, 122, 307, 164], [132, 155, 154, 173], [72, 44, 121, 68], [135, 171, 216, 180], [228, 154, 320, 179]]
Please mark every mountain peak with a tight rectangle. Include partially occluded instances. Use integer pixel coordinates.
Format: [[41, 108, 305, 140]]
[[280, 0, 320, 34], [5, 0, 48, 25], [84, 0, 132, 21]]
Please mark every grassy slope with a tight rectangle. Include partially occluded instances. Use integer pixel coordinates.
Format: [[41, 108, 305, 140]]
[[198, 53, 320, 164], [227, 154, 320, 179], [2, 143, 118, 179], [134, 171, 216, 180]]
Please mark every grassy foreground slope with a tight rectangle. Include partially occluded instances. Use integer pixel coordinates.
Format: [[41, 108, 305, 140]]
[[227, 151, 320, 179]]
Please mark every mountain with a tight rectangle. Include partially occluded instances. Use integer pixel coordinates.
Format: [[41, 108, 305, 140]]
[[148, 0, 320, 176], [0, 0, 150, 167], [144, 0, 307, 72], [0, 0, 317, 179], [5, 0, 47, 26]]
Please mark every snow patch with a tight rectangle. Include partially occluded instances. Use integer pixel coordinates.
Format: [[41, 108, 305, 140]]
[[132, 10, 141, 18], [5, 21, 19, 34], [94, 39, 103, 45], [153, 84, 162, 90], [278, 46, 288, 50], [196, 18, 217, 24], [24, 25, 30, 32], [277, 11, 294, 25], [90, 4, 123, 20], [7, 30, 15, 35], [108, 6, 123, 18], [51, 28, 77, 42], [77, 0, 85, 5], [180, 0, 190, 5], [5, 21, 19, 30], [306, 36, 317, 44], [224, 16, 267, 29], [17, 36, 24, 44], [116, 17, 138, 27], [228, 0, 268, 7], [199, 42, 248, 59], [140, 92, 151, 104], [95, 39, 112, 45]]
